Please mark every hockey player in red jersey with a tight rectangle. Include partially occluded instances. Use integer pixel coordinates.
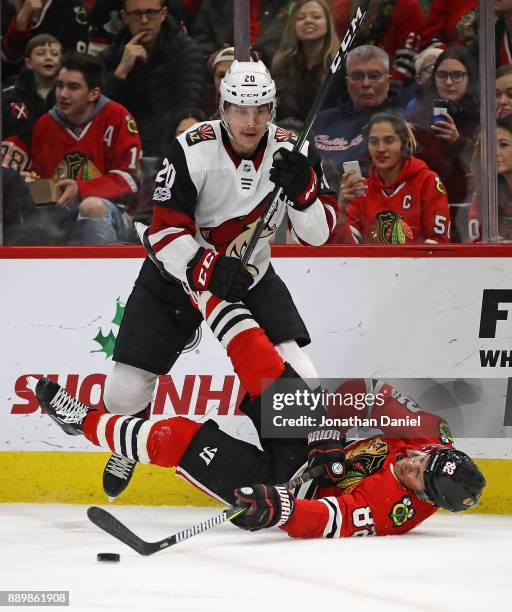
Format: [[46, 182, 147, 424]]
[[35, 289, 485, 540], [29, 52, 141, 244], [95, 59, 338, 498], [339, 112, 451, 245]]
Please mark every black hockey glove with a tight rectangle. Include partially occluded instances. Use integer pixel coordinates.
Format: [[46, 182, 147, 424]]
[[269, 148, 318, 209], [186, 247, 253, 303], [307, 429, 346, 487], [232, 484, 295, 531]]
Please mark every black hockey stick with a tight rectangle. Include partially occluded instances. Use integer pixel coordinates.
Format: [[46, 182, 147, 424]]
[[87, 465, 323, 556], [240, 0, 372, 266]]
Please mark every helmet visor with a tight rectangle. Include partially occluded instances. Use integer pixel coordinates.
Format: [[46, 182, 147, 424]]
[[224, 103, 273, 128]]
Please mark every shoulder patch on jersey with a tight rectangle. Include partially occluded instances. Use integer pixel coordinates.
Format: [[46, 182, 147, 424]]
[[274, 127, 296, 143], [125, 114, 138, 134], [389, 496, 415, 527], [10, 102, 28, 120], [439, 421, 454, 445], [435, 175, 446, 195], [186, 124, 216, 146]]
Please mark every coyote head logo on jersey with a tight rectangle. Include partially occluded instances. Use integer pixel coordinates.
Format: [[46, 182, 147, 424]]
[[199, 197, 277, 277]]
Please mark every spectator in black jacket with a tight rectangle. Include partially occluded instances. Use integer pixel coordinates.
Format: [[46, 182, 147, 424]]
[[101, 0, 205, 156], [191, 0, 290, 66], [2, 33, 62, 172], [88, 0, 196, 55]]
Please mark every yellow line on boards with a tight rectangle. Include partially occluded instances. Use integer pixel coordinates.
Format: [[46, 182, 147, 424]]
[[0, 453, 510, 514]]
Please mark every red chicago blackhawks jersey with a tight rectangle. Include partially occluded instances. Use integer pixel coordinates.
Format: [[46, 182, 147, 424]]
[[283, 379, 454, 539], [344, 156, 451, 244], [30, 96, 141, 200], [147, 120, 338, 286]]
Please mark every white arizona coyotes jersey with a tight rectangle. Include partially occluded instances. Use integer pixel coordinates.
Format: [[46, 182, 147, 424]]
[[147, 120, 337, 285]]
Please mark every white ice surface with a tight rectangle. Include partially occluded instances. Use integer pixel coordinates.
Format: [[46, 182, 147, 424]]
[[0, 504, 510, 612]]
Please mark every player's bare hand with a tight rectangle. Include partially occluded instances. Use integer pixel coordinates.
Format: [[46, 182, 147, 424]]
[[115, 33, 148, 78], [340, 169, 367, 202], [430, 113, 460, 144], [15, 0, 43, 30], [56, 179, 80, 207]]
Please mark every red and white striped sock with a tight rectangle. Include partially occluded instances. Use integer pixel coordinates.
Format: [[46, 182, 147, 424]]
[[83, 413, 201, 467], [197, 292, 285, 398]]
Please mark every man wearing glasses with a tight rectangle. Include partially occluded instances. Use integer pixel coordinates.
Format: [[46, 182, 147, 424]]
[[313, 45, 404, 176], [101, 0, 205, 156]]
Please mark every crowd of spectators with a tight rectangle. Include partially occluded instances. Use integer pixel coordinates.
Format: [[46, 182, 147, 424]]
[[0, 0, 508, 245]]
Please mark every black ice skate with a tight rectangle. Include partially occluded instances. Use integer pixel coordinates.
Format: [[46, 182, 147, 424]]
[[103, 454, 137, 500], [35, 377, 91, 435]]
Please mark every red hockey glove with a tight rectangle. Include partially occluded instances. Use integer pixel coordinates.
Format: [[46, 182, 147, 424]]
[[186, 247, 253, 302], [307, 429, 346, 487], [232, 484, 295, 531], [269, 148, 318, 209]]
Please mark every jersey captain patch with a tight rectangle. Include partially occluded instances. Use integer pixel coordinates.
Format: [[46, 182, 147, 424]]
[[186, 124, 217, 146]]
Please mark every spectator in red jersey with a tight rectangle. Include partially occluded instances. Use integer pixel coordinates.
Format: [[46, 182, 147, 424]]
[[419, 0, 477, 50], [469, 117, 512, 244], [1, 0, 88, 81], [36, 298, 486, 538], [271, 0, 339, 122], [100, 0, 204, 156], [331, 0, 424, 83], [191, 0, 290, 67], [337, 112, 450, 245], [29, 52, 142, 244], [2, 33, 62, 172], [406, 46, 479, 224]]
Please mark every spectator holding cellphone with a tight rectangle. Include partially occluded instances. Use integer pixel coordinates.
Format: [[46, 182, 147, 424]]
[[337, 112, 450, 245], [407, 46, 479, 211]]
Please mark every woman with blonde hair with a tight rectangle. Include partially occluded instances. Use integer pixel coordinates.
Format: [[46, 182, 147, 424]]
[[271, 0, 339, 121]]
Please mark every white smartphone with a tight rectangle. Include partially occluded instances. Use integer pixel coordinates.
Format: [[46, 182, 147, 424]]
[[343, 160, 362, 178]]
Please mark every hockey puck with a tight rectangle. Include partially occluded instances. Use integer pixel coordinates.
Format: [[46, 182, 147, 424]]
[[97, 553, 120, 563]]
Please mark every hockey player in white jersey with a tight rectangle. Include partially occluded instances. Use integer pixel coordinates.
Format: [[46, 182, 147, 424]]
[[100, 60, 338, 498]]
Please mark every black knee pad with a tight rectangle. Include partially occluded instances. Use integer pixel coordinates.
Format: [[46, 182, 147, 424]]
[[177, 420, 273, 504]]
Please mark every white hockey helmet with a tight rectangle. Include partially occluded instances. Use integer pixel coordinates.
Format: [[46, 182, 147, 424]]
[[219, 60, 276, 110]]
